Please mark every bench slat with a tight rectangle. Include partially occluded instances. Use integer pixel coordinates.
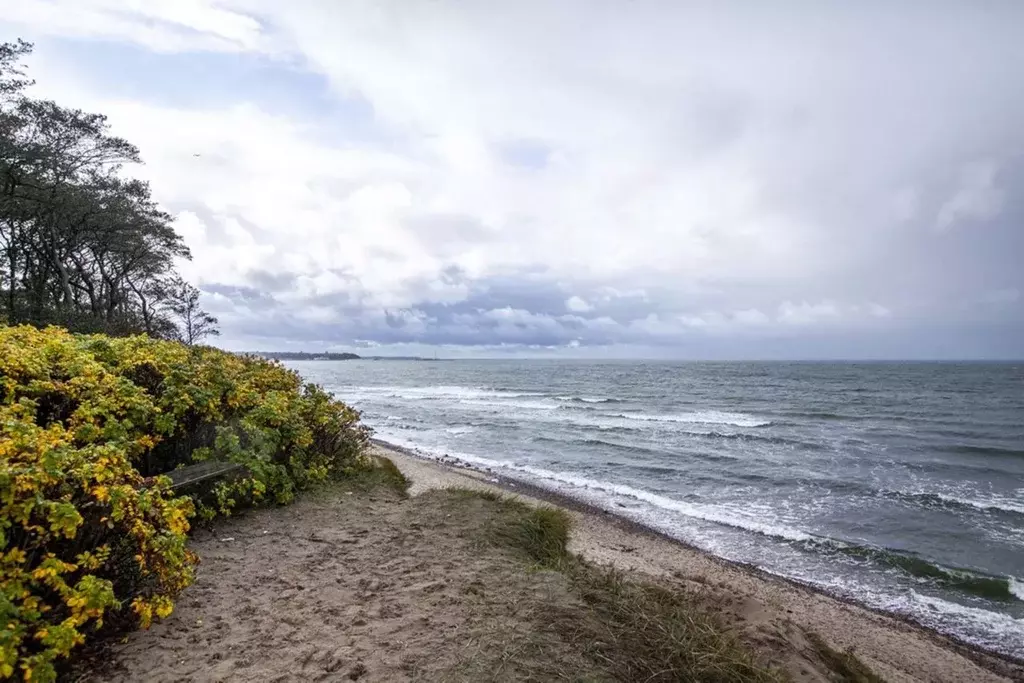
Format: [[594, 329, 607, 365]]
[[167, 461, 245, 489]]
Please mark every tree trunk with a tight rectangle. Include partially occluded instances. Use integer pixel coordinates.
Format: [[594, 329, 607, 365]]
[[4, 223, 17, 322]]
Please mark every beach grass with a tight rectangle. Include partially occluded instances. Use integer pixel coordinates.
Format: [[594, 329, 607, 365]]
[[451, 487, 785, 683], [497, 504, 573, 568], [343, 453, 412, 497], [446, 487, 571, 568], [558, 562, 784, 683]]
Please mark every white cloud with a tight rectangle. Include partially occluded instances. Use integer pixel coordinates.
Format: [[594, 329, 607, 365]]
[[935, 161, 1005, 232], [733, 308, 770, 326], [7, 0, 269, 53], [565, 296, 593, 313], [293, 306, 341, 324], [890, 188, 920, 224], [778, 301, 841, 326], [867, 303, 892, 318], [5, 0, 1023, 356]]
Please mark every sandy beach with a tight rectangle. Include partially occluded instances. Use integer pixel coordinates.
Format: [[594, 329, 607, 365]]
[[382, 446, 1023, 683], [84, 445, 1024, 682]]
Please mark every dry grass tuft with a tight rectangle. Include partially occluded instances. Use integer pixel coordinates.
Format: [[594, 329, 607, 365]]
[[448, 487, 783, 683], [554, 563, 784, 683]]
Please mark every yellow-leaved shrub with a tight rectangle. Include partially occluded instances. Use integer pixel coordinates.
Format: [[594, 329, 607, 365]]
[[0, 325, 370, 681]]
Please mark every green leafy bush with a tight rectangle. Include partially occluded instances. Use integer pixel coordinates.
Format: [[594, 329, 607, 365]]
[[0, 325, 370, 680]]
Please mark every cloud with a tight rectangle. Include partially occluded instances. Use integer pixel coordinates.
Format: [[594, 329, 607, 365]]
[[565, 296, 593, 313], [733, 309, 770, 326], [6, 0, 269, 53], [866, 303, 892, 319], [5, 1, 1024, 358], [935, 161, 1005, 232], [778, 301, 841, 326], [980, 288, 1019, 306]]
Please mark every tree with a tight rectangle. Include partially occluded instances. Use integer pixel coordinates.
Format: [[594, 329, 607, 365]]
[[167, 277, 219, 345], [0, 39, 204, 342]]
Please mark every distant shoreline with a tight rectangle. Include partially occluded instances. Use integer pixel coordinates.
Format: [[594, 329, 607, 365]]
[[252, 354, 1022, 363], [250, 351, 448, 361]]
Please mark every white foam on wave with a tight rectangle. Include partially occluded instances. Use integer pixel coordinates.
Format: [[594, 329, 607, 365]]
[[906, 591, 1024, 653], [555, 395, 617, 403], [515, 464, 810, 541], [348, 385, 548, 401], [485, 408, 771, 435], [943, 493, 1024, 516], [612, 410, 771, 428], [455, 398, 558, 411], [354, 386, 771, 433], [921, 489, 1024, 517], [391, 443, 811, 543], [444, 426, 474, 435], [797, 576, 1024, 655], [350, 385, 768, 427], [1010, 577, 1024, 601]]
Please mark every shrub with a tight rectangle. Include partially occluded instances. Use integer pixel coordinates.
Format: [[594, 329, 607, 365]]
[[0, 325, 370, 681]]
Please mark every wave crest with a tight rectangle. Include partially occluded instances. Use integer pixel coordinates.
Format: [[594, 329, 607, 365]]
[[612, 410, 771, 428]]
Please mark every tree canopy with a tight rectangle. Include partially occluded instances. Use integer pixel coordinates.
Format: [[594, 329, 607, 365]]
[[0, 40, 218, 343]]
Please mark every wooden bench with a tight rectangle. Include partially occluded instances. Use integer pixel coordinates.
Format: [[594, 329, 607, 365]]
[[166, 461, 246, 491]]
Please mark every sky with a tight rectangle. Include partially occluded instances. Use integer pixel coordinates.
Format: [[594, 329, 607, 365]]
[[4, 0, 1023, 359]]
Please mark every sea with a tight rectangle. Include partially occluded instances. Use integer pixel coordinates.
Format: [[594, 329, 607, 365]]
[[287, 359, 1024, 657]]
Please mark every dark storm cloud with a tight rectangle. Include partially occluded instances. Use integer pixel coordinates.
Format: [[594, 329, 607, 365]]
[[203, 283, 278, 309], [244, 269, 299, 294]]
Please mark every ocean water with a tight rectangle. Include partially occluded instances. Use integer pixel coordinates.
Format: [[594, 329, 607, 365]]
[[288, 360, 1024, 656]]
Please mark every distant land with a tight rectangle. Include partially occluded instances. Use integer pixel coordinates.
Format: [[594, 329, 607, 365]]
[[251, 351, 443, 361], [252, 351, 361, 361]]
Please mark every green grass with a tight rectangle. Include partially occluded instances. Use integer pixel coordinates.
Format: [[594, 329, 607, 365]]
[[446, 487, 572, 569], [341, 454, 411, 497], [806, 632, 886, 683], [444, 486, 506, 503], [501, 505, 572, 568]]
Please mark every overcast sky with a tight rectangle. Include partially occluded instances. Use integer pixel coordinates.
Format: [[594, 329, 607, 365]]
[[5, 1, 1023, 358]]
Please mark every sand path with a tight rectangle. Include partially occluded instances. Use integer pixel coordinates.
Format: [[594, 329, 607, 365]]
[[83, 447, 1023, 682]]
